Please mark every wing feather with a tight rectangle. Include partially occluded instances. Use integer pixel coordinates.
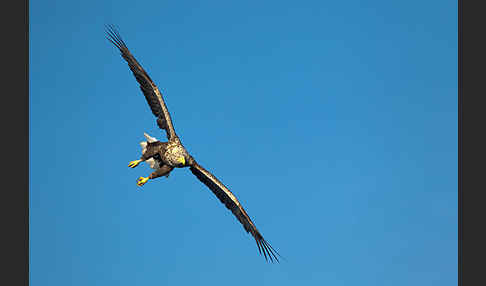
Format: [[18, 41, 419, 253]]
[[189, 161, 280, 262], [106, 25, 176, 139]]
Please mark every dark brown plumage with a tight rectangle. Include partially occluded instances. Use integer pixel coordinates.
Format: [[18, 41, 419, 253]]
[[189, 162, 280, 262], [107, 25, 280, 262], [106, 26, 176, 140]]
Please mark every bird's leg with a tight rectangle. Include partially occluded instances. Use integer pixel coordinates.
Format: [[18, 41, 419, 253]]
[[130, 142, 164, 169], [137, 165, 174, 187], [136, 176, 149, 186], [129, 146, 160, 168], [128, 159, 143, 168]]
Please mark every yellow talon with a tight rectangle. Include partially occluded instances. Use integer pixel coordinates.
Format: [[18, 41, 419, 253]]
[[177, 156, 185, 166], [128, 160, 142, 168], [137, 177, 149, 186]]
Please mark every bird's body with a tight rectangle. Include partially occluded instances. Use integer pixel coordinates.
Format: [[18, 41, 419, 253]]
[[107, 25, 280, 262], [163, 137, 191, 168], [135, 134, 193, 181]]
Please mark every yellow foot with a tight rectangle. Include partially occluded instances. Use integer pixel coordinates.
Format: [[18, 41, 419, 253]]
[[128, 160, 142, 168], [137, 177, 149, 186]]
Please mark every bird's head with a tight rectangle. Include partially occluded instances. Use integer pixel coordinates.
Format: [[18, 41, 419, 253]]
[[176, 153, 194, 167], [177, 156, 186, 166], [169, 141, 192, 167]]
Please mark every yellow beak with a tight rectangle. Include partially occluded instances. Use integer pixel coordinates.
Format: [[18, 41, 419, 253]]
[[178, 156, 186, 165]]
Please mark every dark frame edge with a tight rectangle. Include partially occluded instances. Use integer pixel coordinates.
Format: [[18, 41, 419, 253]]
[[457, 0, 462, 285], [26, 0, 30, 284], [1, 0, 29, 284]]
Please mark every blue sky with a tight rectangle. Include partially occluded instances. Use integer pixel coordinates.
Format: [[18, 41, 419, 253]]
[[30, 1, 457, 285]]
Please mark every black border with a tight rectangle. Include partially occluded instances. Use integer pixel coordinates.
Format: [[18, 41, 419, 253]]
[[458, 0, 462, 285], [1, 0, 29, 285], [461, 0, 486, 285]]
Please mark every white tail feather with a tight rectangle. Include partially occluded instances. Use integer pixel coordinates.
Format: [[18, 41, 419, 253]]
[[144, 132, 158, 143], [139, 132, 160, 170]]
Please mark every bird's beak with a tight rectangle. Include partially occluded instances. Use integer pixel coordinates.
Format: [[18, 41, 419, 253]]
[[178, 156, 186, 165]]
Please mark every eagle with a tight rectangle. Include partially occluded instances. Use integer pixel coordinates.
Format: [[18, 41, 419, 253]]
[[106, 25, 280, 262]]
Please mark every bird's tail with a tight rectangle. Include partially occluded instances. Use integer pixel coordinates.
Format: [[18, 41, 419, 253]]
[[139, 132, 159, 169]]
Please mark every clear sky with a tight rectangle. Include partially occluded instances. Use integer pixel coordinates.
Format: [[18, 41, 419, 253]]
[[30, 1, 457, 285]]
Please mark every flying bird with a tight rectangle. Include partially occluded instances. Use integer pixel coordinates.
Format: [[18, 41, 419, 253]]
[[106, 25, 280, 262]]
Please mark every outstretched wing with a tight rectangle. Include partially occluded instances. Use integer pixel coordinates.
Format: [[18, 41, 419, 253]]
[[189, 161, 280, 262], [106, 25, 176, 140]]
